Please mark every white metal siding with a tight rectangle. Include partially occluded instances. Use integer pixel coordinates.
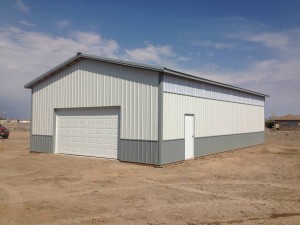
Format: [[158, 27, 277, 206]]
[[163, 93, 264, 140], [164, 74, 264, 107], [32, 59, 158, 140], [56, 108, 118, 158]]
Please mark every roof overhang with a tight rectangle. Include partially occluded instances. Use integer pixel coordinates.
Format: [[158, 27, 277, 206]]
[[24, 53, 269, 98], [24, 53, 164, 89]]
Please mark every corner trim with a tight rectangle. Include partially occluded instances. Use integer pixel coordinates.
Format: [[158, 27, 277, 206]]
[[158, 72, 164, 165], [30, 89, 33, 150]]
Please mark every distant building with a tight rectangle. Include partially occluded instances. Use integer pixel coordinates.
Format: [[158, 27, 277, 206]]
[[273, 114, 300, 131], [19, 119, 31, 124], [8, 119, 18, 123]]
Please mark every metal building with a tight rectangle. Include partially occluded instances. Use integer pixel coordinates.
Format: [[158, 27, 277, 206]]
[[24, 53, 268, 165]]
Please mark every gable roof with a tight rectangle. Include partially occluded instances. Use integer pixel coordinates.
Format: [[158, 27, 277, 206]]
[[273, 114, 300, 121], [24, 52, 268, 98]]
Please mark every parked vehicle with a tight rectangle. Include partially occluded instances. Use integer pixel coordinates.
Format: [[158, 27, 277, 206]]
[[0, 124, 9, 138]]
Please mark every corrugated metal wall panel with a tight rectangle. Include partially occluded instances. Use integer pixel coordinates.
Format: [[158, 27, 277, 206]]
[[31, 135, 53, 153], [163, 92, 264, 140], [161, 139, 185, 164], [159, 132, 264, 165], [194, 131, 264, 157], [164, 74, 265, 106], [31, 59, 159, 140], [119, 139, 158, 164]]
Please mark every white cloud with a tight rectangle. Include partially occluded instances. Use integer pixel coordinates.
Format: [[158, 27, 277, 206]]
[[218, 30, 300, 86], [178, 29, 300, 116], [203, 40, 299, 116], [0, 26, 185, 118], [177, 56, 189, 61], [124, 43, 177, 67], [20, 20, 35, 27], [0, 23, 299, 118], [193, 40, 234, 49], [0, 26, 189, 118], [72, 31, 119, 57], [57, 20, 71, 30], [227, 59, 300, 116], [180, 55, 300, 117], [0, 26, 120, 118], [222, 16, 264, 29], [14, 0, 29, 13], [230, 30, 300, 57], [206, 51, 214, 57], [243, 32, 290, 50]]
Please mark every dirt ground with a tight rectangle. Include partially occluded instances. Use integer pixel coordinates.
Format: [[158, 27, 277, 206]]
[[0, 131, 299, 225]]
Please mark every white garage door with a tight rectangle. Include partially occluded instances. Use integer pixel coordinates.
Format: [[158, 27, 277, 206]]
[[55, 107, 119, 158]]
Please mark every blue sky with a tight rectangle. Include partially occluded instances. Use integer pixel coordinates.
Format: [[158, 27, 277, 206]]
[[0, 0, 300, 119]]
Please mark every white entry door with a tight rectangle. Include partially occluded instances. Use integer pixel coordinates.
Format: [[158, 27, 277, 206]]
[[185, 115, 194, 159], [55, 107, 119, 159]]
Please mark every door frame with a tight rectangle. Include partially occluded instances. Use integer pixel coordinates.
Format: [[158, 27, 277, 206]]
[[184, 114, 195, 159]]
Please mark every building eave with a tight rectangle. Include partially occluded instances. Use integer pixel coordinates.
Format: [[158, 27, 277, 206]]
[[164, 68, 269, 98], [24, 53, 269, 98], [24, 53, 164, 89]]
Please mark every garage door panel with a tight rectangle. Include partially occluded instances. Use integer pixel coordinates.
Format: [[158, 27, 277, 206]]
[[56, 108, 119, 159]]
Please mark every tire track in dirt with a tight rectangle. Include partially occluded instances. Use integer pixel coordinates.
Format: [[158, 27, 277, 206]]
[[40, 214, 106, 225], [199, 213, 300, 225], [191, 180, 299, 190], [140, 179, 280, 205], [39, 199, 300, 225]]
